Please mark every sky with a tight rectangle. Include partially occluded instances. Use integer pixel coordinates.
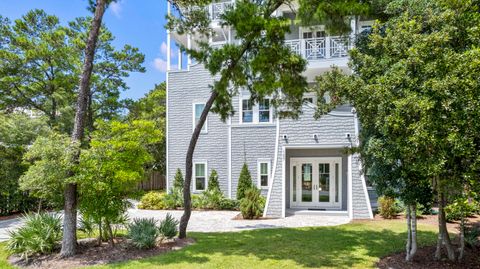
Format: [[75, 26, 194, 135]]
[[0, 0, 175, 100]]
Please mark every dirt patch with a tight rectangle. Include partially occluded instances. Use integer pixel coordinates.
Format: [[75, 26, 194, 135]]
[[9, 237, 195, 269], [0, 213, 22, 221], [377, 245, 480, 269]]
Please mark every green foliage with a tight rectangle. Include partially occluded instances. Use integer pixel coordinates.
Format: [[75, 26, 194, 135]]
[[0, 10, 145, 132], [78, 120, 161, 242], [6, 213, 62, 260], [219, 198, 240, 211], [173, 168, 184, 190], [127, 218, 158, 249], [127, 83, 166, 174], [19, 131, 74, 208], [164, 187, 184, 209], [237, 163, 253, 201], [138, 191, 167, 210], [444, 199, 480, 223], [240, 187, 265, 219], [158, 213, 179, 239], [464, 225, 480, 248], [207, 169, 220, 192], [378, 196, 397, 219]]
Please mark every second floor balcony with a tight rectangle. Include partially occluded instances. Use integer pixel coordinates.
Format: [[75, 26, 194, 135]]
[[285, 36, 352, 61]]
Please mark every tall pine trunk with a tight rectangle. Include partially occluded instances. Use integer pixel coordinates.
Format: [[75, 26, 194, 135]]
[[179, 91, 218, 238], [60, 0, 107, 257], [406, 204, 418, 261]]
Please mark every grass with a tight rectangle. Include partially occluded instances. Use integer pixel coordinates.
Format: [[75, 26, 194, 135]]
[[0, 219, 438, 269]]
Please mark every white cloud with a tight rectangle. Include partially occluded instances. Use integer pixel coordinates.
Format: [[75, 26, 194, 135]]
[[153, 58, 168, 72], [110, 1, 123, 18], [160, 42, 176, 59]]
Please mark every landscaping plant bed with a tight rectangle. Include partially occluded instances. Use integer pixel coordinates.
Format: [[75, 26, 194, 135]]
[[8, 237, 195, 269], [377, 244, 480, 269], [232, 213, 272, 220]]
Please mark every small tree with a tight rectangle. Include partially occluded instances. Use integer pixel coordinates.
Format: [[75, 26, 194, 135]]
[[237, 163, 253, 201], [207, 169, 220, 192], [173, 168, 184, 190]]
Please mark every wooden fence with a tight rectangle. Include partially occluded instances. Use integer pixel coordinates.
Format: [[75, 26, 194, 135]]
[[137, 171, 166, 191]]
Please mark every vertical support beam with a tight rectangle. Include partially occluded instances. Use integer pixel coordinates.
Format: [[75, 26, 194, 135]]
[[348, 154, 353, 219], [167, 1, 171, 71], [187, 34, 192, 70], [350, 16, 357, 49], [325, 36, 330, 59], [178, 46, 182, 70]]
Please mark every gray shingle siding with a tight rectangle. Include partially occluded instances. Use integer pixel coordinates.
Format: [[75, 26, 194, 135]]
[[167, 65, 372, 219]]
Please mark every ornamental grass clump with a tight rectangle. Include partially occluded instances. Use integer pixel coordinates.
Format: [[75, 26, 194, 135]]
[[127, 218, 158, 249], [6, 213, 62, 260], [159, 213, 179, 239]]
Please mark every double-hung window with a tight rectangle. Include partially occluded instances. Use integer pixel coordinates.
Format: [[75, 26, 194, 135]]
[[242, 99, 253, 123], [259, 99, 270, 123], [193, 103, 207, 133], [258, 160, 270, 189], [193, 162, 207, 191]]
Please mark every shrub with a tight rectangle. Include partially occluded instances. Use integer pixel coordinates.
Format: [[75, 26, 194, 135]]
[[6, 213, 62, 260], [219, 198, 239, 210], [159, 213, 179, 239], [208, 169, 220, 192], [464, 225, 480, 248], [173, 168, 184, 189], [445, 199, 479, 222], [378, 196, 397, 219], [237, 163, 253, 200], [138, 191, 167, 210], [127, 218, 158, 249], [240, 187, 265, 219], [203, 188, 224, 209], [164, 187, 183, 209]]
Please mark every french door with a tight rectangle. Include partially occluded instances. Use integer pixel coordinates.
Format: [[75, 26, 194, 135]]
[[290, 157, 342, 209]]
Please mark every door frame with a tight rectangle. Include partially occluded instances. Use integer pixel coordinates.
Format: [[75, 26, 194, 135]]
[[289, 157, 342, 209]]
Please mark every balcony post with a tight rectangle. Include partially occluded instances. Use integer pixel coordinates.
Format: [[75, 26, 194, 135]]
[[350, 16, 357, 49], [178, 46, 182, 70], [167, 1, 171, 71], [325, 36, 331, 59]]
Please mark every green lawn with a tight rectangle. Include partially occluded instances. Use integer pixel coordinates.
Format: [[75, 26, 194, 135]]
[[0, 220, 438, 269]]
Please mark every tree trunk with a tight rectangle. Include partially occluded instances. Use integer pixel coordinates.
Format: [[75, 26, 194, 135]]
[[60, 0, 107, 258], [411, 204, 418, 258], [406, 205, 412, 261], [435, 182, 456, 261], [97, 220, 102, 246], [105, 219, 114, 247], [179, 91, 218, 239], [459, 213, 465, 260]]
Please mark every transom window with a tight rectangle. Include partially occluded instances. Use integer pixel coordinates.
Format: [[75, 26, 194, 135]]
[[258, 160, 270, 188], [193, 103, 207, 133], [194, 162, 207, 191], [242, 99, 253, 123]]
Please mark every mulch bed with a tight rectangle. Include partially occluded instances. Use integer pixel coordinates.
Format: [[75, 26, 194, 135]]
[[232, 213, 272, 220], [377, 245, 480, 269], [9, 237, 195, 269], [0, 213, 23, 221]]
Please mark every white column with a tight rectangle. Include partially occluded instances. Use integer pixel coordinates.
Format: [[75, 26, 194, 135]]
[[177, 46, 182, 70], [187, 34, 192, 70], [350, 16, 357, 48], [167, 1, 171, 71]]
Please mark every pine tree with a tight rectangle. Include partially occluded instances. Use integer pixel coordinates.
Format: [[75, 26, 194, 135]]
[[236, 163, 252, 201], [173, 168, 184, 190], [207, 169, 220, 192]]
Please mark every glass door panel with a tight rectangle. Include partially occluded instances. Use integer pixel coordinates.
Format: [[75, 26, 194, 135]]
[[318, 163, 330, 202], [292, 165, 297, 202], [301, 163, 313, 202]]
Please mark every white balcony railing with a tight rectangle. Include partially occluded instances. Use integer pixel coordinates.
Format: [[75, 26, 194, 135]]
[[285, 36, 352, 60], [210, 2, 233, 21]]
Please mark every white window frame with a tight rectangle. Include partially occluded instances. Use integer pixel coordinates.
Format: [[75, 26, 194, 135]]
[[192, 103, 208, 134], [257, 159, 271, 189], [193, 161, 208, 192], [239, 97, 273, 124]]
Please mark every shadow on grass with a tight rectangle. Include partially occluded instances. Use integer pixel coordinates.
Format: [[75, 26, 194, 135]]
[[107, 222, 437, 268]]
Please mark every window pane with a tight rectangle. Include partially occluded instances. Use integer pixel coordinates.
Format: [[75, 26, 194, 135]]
[[261, 175, 268, 186], [259, 99, 269, 110], [259, 111, 270, 122], [196, 177, 205, 190], [259, 99, 270, 123], [242, 111, 253, 122], [242, 99, 252, 110], [194, 104, 206, 132], [293, 166, 297, 202], [335, 163, 339, 203], [260, 163, 268, 174], [195, 163, 205, 177]]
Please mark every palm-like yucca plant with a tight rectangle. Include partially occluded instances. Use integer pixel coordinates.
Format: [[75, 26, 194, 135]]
[[127, 218, 158, 249], [158, 213, 179, 239], [6, 213, 62, 260]]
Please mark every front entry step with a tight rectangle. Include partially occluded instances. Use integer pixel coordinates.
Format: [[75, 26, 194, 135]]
[[286, 209, 349, 217]]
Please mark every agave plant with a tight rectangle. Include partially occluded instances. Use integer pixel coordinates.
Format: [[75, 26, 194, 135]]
[[127, 218, 158, 249]]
